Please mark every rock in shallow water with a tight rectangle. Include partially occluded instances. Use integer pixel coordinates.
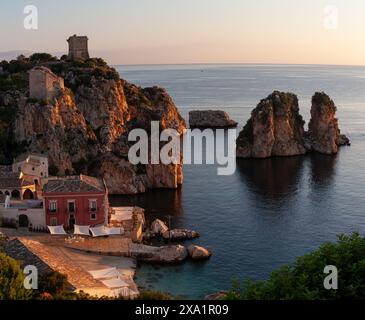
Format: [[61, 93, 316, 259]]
[[151, 219, 169, 235], [135, 244, 188, 263], [187, 245, 212, 260], [162, 229, 200, 240], [189, 110, 237, 128]]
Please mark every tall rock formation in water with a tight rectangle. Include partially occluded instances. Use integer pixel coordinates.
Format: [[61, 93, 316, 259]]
[[236, 91, 350, 158], [306, 92, 350, 155], [236, 91, 306, 158], [0, 56, 185, 194]]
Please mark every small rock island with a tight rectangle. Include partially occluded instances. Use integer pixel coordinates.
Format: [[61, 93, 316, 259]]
[[189, 110, 237, 128]]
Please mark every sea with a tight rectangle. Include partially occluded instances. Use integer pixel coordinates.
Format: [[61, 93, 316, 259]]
[[110, 64, 365, 299]]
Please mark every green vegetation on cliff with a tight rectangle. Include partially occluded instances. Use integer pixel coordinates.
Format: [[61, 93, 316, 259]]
[[0, 54, 119, 93], [226, 233, 365, 300]]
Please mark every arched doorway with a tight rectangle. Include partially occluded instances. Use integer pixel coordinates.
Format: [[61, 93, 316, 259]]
[[11, 189, 21, 199], [19, 214, 29, 227], [5, 191, 10, 196], [0, 191, 3, 194], [23, 189, 34, 200]]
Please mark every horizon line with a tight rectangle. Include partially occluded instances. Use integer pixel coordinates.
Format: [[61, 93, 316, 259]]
[[2, 51, 365, 68], [113, 62, 365, 68]]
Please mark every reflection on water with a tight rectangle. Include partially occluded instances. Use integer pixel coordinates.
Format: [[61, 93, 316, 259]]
[[309, 153, 338, 188], [109, 150, 346, 299], [237, 156, 305, 200]]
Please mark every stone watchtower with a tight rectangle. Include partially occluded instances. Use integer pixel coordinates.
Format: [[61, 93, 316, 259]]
[[67, 35, 89, 60]]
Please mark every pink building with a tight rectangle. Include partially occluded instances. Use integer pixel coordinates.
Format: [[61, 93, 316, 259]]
[[43, 175, 109, 229]]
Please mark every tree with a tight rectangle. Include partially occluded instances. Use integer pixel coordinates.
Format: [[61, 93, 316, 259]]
[[0, 252, 30, 300], [29, 53, 57, 63], [37, 271, 70, 298], [226, 233, 365, 300]]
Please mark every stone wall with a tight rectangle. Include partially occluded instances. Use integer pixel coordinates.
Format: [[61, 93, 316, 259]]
[[29, 67, 64, 100], [0, 207, 45, 228]]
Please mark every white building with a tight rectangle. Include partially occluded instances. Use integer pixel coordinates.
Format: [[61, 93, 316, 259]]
[[12, 153, 49, 181], [0, 195, 45, 228]]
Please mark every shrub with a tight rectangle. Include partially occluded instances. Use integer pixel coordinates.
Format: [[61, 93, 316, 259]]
[[36, 271, 70, 298], [226, 233, 365, 300], [29, 53, 57, 63], [0, 252, 31, 299], [135, 290, 172, 300]]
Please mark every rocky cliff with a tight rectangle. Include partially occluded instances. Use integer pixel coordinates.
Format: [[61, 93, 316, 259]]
[[236, 91, 306, 158], [236, 91, 350, 158], [0, 55, 185, 194]]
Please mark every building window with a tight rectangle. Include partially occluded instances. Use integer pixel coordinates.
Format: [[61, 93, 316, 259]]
[[32, 167, 35, 171], [90, 213, 97, 221], [49, 201, 57, 213], [89, 199, 97, 212], [68, 201, 76, 213], [50, 217, 58, 226], [41, 172, 43, 176]]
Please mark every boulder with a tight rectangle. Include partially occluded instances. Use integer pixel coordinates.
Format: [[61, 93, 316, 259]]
[[236, 91, 306, 158], [306, 92, 350, 154], [189, 110, 237, 128], [151, 219, 169, 235], [187, 245, 212, 260], [162, 229, 200, 240], [132, 244, 188, 263], [156, 244, 188, 263]]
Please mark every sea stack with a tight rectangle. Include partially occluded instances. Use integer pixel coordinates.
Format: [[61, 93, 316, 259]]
[[306, 92, 350, 154], [236, 91, 306, 158]]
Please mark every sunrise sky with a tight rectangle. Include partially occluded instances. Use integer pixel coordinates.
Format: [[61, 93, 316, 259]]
[[1, 0, 365, 65]]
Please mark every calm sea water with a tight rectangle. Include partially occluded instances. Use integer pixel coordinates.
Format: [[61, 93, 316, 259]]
[[111, 64, 365, 299]]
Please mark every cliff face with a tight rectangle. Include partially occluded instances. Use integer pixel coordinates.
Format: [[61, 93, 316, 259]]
[[307, 92, 350, 154], [0, 57, 185, 194], [236, 92, 306, 158], [237, 91, 350, 159]]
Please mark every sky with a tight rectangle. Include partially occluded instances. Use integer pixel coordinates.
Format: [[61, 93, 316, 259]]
[[1, 0, 365, 65]]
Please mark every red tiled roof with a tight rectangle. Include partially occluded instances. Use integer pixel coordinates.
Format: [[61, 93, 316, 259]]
[[0, 172, 34, 189], [44, 175, 105, 194]]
